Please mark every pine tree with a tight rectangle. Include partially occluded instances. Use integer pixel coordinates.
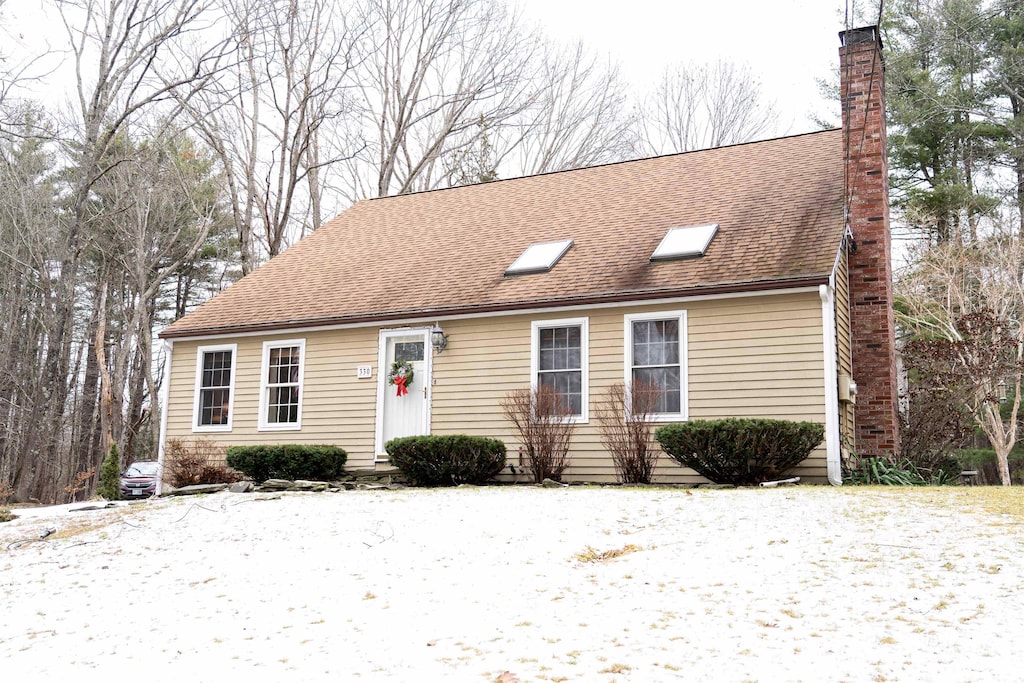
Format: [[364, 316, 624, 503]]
[[97, 444, 122, 501]]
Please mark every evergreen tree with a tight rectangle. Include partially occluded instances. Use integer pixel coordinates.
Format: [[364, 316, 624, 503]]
[[97, 444, 121, 501]]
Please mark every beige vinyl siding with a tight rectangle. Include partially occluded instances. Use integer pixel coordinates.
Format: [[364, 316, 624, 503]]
[[431, 291, 827, 483], [834, 244, 855, 460], [165, 290, 828, 482], [166, 327, 381, 468]]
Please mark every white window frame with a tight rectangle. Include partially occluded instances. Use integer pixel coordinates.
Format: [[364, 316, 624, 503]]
[[623, 311, 688, 422], [258, 339, 307, 431], [192, 343, 238, 432], [530, 317, 589, 423]]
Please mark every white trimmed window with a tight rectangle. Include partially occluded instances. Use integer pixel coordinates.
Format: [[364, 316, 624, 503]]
[[259, 339, 306, 430], [531, 317, 589, 421], [624, 311, 688, 420], [193, 344, 237, 431]]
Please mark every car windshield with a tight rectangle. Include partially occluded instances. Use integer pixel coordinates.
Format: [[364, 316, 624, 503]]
[[124, 462, 159, 477]]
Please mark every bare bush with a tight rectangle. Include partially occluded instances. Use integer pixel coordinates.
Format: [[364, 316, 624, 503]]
[[501, 385, 574, 483], [61, 469, 96, 504], [596, 382, 661, 484], [165, 438, 241, 487]]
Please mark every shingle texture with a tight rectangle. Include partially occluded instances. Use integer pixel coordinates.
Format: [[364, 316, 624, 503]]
[[163, 130, 845, 338]]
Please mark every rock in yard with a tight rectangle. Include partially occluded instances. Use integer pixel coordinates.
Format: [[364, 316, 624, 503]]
[[229, 481, 255, 493], [259, 479, 294, 491], [164, 483, 230, 497], [541, 478, 566, 488], [292, 480, 329, 492]]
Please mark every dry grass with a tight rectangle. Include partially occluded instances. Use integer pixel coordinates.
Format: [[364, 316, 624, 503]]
[[842, 486, 1024, 521], [574, 544, 643, 563]]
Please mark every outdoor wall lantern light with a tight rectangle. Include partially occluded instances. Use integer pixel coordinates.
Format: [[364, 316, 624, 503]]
[[431, 324, 448, 354]]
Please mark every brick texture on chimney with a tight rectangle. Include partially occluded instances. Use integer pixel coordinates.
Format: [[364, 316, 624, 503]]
[[840, 26, 900, 457]]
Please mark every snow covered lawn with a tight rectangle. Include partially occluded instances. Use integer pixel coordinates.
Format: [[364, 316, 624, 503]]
[[1, 486, 1021, 681]]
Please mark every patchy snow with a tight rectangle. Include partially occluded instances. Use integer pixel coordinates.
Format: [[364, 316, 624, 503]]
[[1, 487, 1021, 681]]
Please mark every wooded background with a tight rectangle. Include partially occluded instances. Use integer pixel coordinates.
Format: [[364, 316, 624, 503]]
[[1, 0, 1022, 501]]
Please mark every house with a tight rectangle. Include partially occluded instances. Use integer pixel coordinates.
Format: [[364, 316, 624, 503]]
[[157, 26, 899, 485]]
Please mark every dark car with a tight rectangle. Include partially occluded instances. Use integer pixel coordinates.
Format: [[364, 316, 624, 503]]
[[119, 461, 160, 498]]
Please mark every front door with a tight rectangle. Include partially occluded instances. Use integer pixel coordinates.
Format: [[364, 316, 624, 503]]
[[375, 329, 431, 459]]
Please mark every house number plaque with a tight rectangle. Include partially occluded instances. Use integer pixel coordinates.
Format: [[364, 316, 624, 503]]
[[356, 365, 373, 379]]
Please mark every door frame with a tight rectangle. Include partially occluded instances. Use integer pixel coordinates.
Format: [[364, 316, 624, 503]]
[[374, 326, 433, 460]]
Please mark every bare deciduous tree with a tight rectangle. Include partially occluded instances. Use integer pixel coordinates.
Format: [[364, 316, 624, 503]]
[[898, 232, 1024, 485], [637, 59, 779, 155], [350, 0, 537, 198], [181, 0, 360, 272], [501, 40, 636, 175]]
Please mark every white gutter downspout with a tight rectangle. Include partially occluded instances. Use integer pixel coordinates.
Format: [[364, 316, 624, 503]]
[[156, 339, 174, 496], [820, 282, 842, 485]]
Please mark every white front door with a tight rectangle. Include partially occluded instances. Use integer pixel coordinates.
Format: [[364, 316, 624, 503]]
[[375, 329, 431, 459]]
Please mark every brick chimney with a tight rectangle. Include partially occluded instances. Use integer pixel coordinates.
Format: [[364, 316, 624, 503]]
[[840, 26, 900, 457]]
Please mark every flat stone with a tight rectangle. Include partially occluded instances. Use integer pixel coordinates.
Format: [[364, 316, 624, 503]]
[[354, 483, 388, 490], [164, 483, 230, 497], [541, 478, 566, 488], [229, 481, 255, 493], [260, 479, 294, 490], [293, 480, 329, 492]]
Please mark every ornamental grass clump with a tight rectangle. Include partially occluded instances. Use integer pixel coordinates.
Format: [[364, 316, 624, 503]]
[[385, 435, 506, 486], [226, 445, 347, 483], [655, 418, 823, 485]]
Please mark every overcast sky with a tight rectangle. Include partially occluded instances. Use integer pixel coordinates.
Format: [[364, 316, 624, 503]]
[[4, 0, 857, 135], [514, 0, 852, 134]]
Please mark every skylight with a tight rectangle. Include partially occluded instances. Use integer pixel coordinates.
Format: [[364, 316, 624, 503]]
[[650, 224, 718, 261], [505, 239, 574, 275]]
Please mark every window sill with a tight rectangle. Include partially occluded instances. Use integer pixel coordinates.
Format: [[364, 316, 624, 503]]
[[646, 414, 687, 423], [192, 425, 232, 433], [258, 424, 302, 432]]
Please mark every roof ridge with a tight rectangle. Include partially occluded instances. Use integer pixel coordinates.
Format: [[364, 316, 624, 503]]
[[368, 128, 842, 201]]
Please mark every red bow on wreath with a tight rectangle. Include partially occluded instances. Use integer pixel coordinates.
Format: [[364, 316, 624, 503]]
[[394, 374, 408, 397]]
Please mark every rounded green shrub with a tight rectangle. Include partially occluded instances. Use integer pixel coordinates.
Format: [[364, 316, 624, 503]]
[[385, 435, 506, 486], [655, 418, 824, 485], [225, 445, 347, 483]]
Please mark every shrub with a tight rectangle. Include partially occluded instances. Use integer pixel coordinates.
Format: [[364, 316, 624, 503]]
[[655, 418, 824, 485], [225, 444, 347, 483], [596, 382, 661, 484], [0, 481, 12, 522], [165, 438, 242, 487], [501, 385, 574, 482], [385, 435, 506, 486], [97, 444, 122, 500]]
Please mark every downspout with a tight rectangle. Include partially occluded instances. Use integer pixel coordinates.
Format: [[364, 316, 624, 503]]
[[156, 339, 174, 496], [820, 281, 842, 485]]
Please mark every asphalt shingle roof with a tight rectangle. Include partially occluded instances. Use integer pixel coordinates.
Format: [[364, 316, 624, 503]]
[[162, 129, 845, 338]]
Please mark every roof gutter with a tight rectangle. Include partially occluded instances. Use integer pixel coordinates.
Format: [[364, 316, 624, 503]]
[[160, 275, 830, 340]]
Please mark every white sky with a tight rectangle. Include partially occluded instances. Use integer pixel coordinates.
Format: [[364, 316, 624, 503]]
[[514, 0, 851, 134], [5, 0, 855, 134]]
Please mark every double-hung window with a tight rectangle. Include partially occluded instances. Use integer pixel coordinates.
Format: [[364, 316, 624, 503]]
[[259, 339, 306, 430], [625, 311, 687, 420], [531, 317, 589, 421], [193, 344, 237, 431]]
